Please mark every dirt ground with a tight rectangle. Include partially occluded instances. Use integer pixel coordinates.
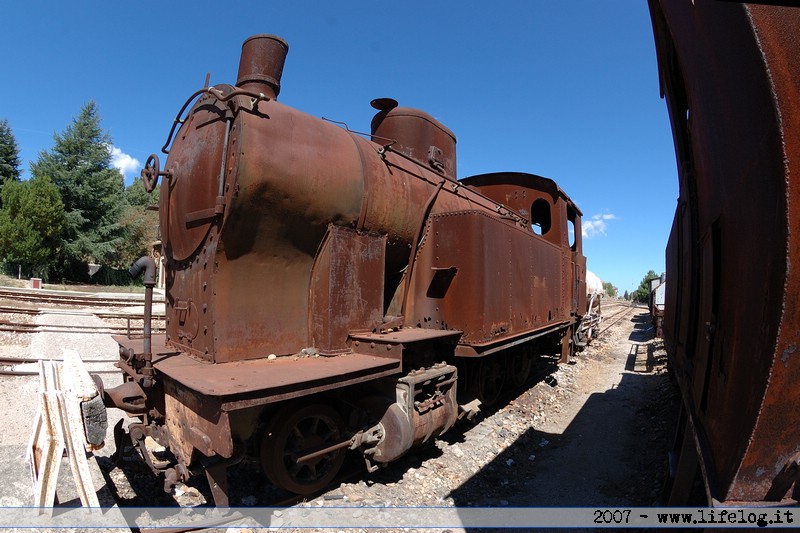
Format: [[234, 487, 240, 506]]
[[500, 309, 677, 507]]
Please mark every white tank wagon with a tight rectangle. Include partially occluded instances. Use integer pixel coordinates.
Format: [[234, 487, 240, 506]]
[[575, 269, 603, 349]]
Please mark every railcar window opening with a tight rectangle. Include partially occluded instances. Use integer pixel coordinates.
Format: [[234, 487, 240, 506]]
[[530, 199, 551, 236], [567, 205, 578, 251]]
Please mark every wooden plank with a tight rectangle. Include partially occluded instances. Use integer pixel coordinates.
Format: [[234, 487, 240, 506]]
[[61, 349, 97, 401], [27, 360, 65, 511], [55, 362, 100, 508], [26, 357, 101, 510]]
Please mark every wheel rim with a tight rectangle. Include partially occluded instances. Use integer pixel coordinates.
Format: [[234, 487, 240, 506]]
[[476, 357, 506, 406], [261, 403, 346, 494], [507, 350, 532, 389]]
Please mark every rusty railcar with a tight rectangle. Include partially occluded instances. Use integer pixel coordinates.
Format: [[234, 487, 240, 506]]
[[101, 34, 587, 504], [649, 0, 800, 505]]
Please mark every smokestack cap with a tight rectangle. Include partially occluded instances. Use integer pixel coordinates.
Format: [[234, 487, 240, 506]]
[[237, 34, 289, 98]]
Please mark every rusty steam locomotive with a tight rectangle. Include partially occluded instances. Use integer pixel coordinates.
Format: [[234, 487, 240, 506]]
[[101, 34, 589, 504], [650, 1, 800, 506]]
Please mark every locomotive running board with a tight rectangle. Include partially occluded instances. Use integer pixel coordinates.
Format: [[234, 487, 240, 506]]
[[113, 334, 402, 410], [348, 327, 463, 358], [454, 320, 572, 357]]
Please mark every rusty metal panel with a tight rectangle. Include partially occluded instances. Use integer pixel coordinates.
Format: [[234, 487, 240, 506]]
[[458, 171, 587, 322], [574, 255, 587, 316], [309, 225, 387, 354], [371, 102, 458, 181], [349, 327, 462, 359], [408, 210, 564, 347], [651, 0, 800, 503], [210, 100, 365, 361], [731, 4, 800, 503], [160, 94, 229, 362], [163, 378, 232, 464]]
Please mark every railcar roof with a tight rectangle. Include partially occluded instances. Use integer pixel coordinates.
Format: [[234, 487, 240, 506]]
[[459, 171, 582, 216]]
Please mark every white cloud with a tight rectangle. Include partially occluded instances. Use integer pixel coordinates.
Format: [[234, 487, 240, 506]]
[[109, 146, 141, 178], [582, 213, 618, 239]]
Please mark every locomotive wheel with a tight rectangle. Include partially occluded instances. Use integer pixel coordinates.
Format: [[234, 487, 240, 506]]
[[474, 356, 506, 406], [507, 350, 532, 390], [260, 403, 346, 495]]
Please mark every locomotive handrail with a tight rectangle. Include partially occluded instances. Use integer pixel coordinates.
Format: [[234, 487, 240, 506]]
[[378, 144, 528, 227], [322, 116, 398, 150], [378, 142, 453, 182], [400, 179, 446, 317], [160, 86, 272, 154], [331, 118, 529, 229]]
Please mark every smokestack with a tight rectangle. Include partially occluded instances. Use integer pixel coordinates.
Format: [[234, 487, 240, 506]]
[[236, 34, 289, 99]]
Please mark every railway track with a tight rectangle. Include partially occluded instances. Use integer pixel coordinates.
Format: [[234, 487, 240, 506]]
[[0, 319, 162, 336], [0, 287, 164, 308], [0, 302, 165, 336], [598, 303, 641, 335], [0, 304, 165, 319], [0, 288, 165, 377], [0, 356, 119, 376]]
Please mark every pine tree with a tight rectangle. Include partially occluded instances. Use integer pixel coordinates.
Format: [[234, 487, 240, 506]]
[[0, 119, 22, 206], [633, 270, 659, 303], [30, 101, 127, 280]]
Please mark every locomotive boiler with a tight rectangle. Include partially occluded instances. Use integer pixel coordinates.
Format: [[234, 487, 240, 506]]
[[101, 34, 588, 504], [649, 0, 800, 506]]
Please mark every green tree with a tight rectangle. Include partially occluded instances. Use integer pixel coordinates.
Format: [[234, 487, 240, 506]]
[[602, 281, 618, 298], [118, 178, 160, 267], [633, 270, 659, 303], [623, 290, 629, 300], [0, 176, 65, 279], [0, 119, 22, 205], [30, 101, 127, 280], [125, 175, 159, 208]]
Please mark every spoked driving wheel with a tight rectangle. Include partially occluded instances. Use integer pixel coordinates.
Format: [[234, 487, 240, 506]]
[[261, 402, 347, 495], [474, 356, 506, 406], [507, 348, 533, 390]]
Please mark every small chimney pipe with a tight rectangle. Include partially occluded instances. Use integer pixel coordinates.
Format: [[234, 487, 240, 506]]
[[236, 34, 289, 99]]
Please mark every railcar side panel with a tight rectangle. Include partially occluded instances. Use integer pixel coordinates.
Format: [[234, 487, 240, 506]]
[[650, 0, 800, 504]]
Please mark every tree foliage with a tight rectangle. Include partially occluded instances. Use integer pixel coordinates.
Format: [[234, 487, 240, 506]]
[[633, 270, 659, 303], [118, 178, 160, 267], [0, 119, 22, 205], [0, 175, 65, 279], [30, 101, 127, 279], [602, 281, 618, 298]]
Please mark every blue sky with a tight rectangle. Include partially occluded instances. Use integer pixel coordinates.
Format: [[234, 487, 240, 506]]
[[1, 1, 677, 294]]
